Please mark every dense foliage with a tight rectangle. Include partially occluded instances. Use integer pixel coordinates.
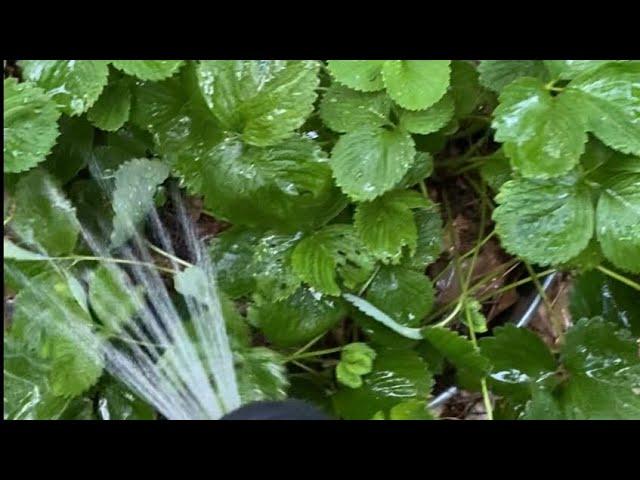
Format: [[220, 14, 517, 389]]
[[3, 60, 640, 420]]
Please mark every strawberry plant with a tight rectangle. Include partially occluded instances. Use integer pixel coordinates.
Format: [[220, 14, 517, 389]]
[[3, 60, 640, 420]]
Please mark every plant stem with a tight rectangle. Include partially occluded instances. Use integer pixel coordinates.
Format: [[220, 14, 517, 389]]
[[286, 346, 344, 363], [596, 265, 640, 292], [45, 255, 178, 275], [146, 241, 193, 269], [523, 261, 562, 340]]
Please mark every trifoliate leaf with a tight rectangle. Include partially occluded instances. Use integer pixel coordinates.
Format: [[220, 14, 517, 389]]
[[564, 62, 640, 156], [595, 173, 640, 273], [329, 126, 416, 201], [4, 78, 61, 173], [559, 317, 640, 419], [110, 159, 170, 248], [252, 232, 302, 301], [332, 347, 433, 420], [464, 298, 488, 333], [10, 169, 80, 256], [209, 227, 261, 299], [319, 84, 391, 133], [423, 326, 490, 381], [493, 78, 587, 178], [20, 60, 109, 116], [479, 324, 557, 400], [252, 286, 347, 347], [326, 60, 385, 92], [201, 135, 346, 232], [570, 269, 640, 337], [366, 265, 435, 328], [235, 347, 288, 403], [477, 60, 550, 94], [398, 93, 455, 134], [479, 149, 511, 192], [111, 60, 185, 81], [291, 224, 376, 296], [89, 265, 142, 334], [382, 60, 451, 111], [43, 116, 94, 184], [336, 343, 377, 388], [336, 363, 364, 389], [87, 78, 131, 131], [197, 60, 320, 146], [493, 173, 595, 266], [355, 190, 429, 264], [401, 205, 444, 270]]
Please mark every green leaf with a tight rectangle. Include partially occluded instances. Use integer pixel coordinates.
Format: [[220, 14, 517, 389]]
[[559, 317, 640, 419], [464, 298, 488, 333], [570, 269, 640, 336], [4, 78, 61, 173], [336, 363, 364, 388], [332, 348, 433, 420], [450, 60, 484, 118], [89, 265, 142, 334], [48, 334, 103, 397], [479, 324, 557, 400], [397, 152, 434, 188], [209, 227, 261, 298], [197, 60, 320, 146], [544, 60, 616, 80], [562, 238, 604, 273], [366, 265, 435, 328], [111, 60, 184, 81], [319, 84, 391, 133], [564, 62, 640, 156], [250, 286, 347, 347], [401, 206, 444, 270], [595, 173, 640, 273], [382, 60, 451, 111], [110, 158, 170, 248], [337, 343, 377, 388], [479, 149, 511, 192], [521, 385, 564, 419], [96, 380, 156, 420], [235, 347, 288, 404], [291, 225, 376, 296], [4, 238, 46, 261], [389, 399, 435, 420], [4, 337, 70, 420], [478, 60, 550, 94], [493, 173, 594, 266], [398, 93, 455, 134], [326, 60, 385, 92], [10, 169, 80, 256], [252, 232, 302, 301], [201, 136, 346, 232], [329, 126, 416, 201], [42, 116, 94, 184], [493, 78, 587, 178], [20, 60, 110, 116], [423, 326, 490, 381], [355, 190, 429, 264], [87, 78, 131, 131]]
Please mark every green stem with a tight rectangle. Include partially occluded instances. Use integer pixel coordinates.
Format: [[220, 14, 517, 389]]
[[597, 265, 640, 292], [146, 241, 193, 269], [523, 261, 562, 339], [45, 255, 178, 275], [286, 346, 344, 363]]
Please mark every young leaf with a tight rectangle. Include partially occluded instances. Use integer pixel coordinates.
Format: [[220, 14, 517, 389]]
[[110, 159, 170, 248], [336, 343, 377, 388], [201, 136, 347, 232], [87, 78, 132, 131], [197, 60, 320, 146], [111, 60, 185, 81], [493, 173, 594, 266], [4, 78, 61, 173], [250, 286, 347, 347], [291, 225, 376, 296], [477, 60, 550, 94], [381, 60, 451, 111], [493, 78, 587, 178], [319, 84, 391, 133], [354, 190, 430, 264], [10, 169, 80, 256], [329, 126, 416, 201], [326, 60, 385, 92], [20, 60, 110, 116]]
